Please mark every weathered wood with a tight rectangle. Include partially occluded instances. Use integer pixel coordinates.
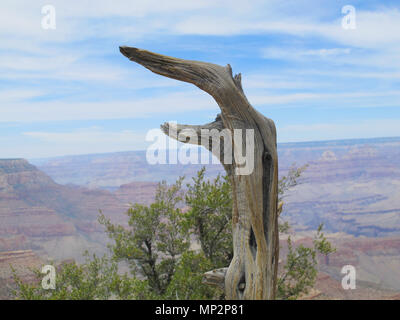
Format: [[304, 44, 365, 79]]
[[120, 46, 279, 300], [203, 268, 228, 290]]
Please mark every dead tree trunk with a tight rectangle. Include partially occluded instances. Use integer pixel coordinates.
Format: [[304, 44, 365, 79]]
[[120, 46, 279, 300]]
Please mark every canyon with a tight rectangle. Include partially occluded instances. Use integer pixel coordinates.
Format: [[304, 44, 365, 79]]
[[1, 136, 399, 299]]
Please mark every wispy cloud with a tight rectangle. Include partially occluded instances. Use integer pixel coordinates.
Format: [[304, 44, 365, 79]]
[[261, 47, 352, 60], [0, 90, 217, 123], [17, 127, 148, 158], [23, 127, 144, 144], [250, 91, 400, 107], [1, 0, 399, 157], [278, 119, 400, 142]]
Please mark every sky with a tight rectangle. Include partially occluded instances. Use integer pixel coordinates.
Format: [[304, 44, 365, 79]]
[[1, 0, 400, 158]]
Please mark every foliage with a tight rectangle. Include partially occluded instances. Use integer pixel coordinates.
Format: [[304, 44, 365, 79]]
[[98, 178, 189, 297], [164, 251, 222, 300], [278, 164, 308, 201], [12, 165, 334, 300], [276, 224, 336, 300], [184, 168, 232, 267], [11, 253, 134, 300]]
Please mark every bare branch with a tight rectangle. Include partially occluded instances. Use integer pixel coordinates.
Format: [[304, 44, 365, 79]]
[[203, 268, 228, 290], [119, 46, 228, 93], [160, 114, 225, 146], [121, 47, 279, 300]]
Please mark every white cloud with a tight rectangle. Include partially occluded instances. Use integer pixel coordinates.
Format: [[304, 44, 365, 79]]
[[243, 75, 325, 90], [320, 9, 400, 50], [0, 90, 217, 122], [278, 119, 400, 142], [23, 127, 145, 144], [249, 90, 400, 106], [0, 89, 45, 102], [297, 70, 400, 80], [14, 127, 149, 158], [262, 47, 352, 60], [1, 2, 399, 91], [56, 0, 218, 18], [19, 127, 205, 158], [302, 48, 352, 56], [2, 2, 399, 47], [0, 0, 399, 155]]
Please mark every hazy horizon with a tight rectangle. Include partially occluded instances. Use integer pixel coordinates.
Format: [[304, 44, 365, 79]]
[[19, 135, 399, 161]]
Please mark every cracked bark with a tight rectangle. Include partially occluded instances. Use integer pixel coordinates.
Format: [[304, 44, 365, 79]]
[[120, 46, 279, 300]]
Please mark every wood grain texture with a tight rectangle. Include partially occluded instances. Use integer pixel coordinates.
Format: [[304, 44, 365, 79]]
[[120, 46, 279, 300]]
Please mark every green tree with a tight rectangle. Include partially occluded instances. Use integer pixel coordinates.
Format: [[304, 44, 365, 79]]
[[12, 165, 334, 300], [184, 168, 232, 267], [164, 251, 220, 300], [98, 178, 190, 297], [277, 224, 336, 300], [11, 253, 134, 300]]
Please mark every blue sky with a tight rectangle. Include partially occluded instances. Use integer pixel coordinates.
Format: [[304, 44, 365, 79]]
[[1, 0, 400, 158]]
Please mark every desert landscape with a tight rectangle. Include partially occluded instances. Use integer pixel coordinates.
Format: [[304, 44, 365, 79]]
[[1, 136, 399, 299]]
